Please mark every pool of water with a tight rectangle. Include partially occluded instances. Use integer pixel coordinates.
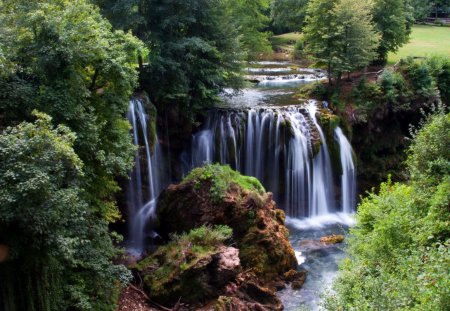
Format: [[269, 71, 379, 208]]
[[279, 214, 355, 311]]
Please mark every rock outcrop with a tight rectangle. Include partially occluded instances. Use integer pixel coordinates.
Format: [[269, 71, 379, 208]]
[[156, 164, 298, 281]]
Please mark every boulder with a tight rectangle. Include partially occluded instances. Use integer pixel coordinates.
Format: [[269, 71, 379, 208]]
[[156, 164, 298, 281], [134, 226, 241, 305]]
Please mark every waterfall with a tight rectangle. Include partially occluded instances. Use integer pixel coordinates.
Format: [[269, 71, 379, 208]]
[[127, 98, 163, 252], [186, 101, 355, 218], [334, 127, 357, 213], [306, 102, 336, 216]]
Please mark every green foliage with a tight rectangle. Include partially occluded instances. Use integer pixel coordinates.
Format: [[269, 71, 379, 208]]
[[270, 0, 310, 33], [183, 164, 265, 203], [0, 0, 143, 222], [352, 57, 446, 123], [304, 0, 379, 83], [404, 59, 437, 98], [225, 0, 273, 55], [409, 0, 433, 21], [372, 0, 414, 62], [134, 0, 245, 117], [135, 225, 233, 303], [426, 56, 450, 104], [0, 113, 131, 311], [407, 112, 450, 189], [379, 69, 411, 111], [324, 112, 450, 310]]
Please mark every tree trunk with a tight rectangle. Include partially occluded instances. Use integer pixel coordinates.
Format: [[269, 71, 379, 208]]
[[138, 52, 144, 71], [328, 62, 332, 86]]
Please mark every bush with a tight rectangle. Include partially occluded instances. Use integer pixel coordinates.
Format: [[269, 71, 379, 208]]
[[324, 112, 450, 310], [293, 38, 306, 59]]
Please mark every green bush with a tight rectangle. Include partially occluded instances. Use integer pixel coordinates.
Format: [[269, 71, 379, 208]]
[[379, 69, 411, 111], [324, 112, 450, 310], [293, 38, 306, 59]]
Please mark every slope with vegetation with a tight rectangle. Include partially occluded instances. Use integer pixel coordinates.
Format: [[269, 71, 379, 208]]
[[324, 110, 449, 310]]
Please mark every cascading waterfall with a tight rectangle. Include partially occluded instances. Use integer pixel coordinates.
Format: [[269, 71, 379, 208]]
[[127, 98, 164, 251], [306, 102, 336, 216], [185, 101, 356, 218], [334, 127, 357, 213]]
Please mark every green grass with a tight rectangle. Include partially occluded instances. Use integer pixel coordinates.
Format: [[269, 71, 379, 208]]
[[388, 25, 450, 64], [271, 32, 303, 51]]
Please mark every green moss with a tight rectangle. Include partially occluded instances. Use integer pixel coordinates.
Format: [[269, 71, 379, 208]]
[[134, 225, 233, 303], [182, 164, 265, 203]]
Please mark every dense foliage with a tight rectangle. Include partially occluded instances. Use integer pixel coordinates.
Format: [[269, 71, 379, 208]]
[[270, 0, 310, 33], [0, 113, 131, 311], [0, 0, 143, 221], [0, 0, 141, 309], [324, 111, 450, 310], [304, 0, 379, 84], [372, 0, 414, 62]]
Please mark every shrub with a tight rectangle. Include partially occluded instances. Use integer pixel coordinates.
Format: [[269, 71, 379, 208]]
[[323, 112, 450, 310]]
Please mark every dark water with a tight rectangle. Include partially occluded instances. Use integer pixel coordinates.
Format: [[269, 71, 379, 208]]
[[279, 214, 355, 311]]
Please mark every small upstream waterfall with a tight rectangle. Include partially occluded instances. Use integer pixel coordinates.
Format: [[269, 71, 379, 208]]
[[335, 127, 357, 213], [127, 99, 164, 251], [184, 101, 356, 218]]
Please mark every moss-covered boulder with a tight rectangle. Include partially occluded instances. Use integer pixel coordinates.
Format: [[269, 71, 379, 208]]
[[156, 164, 297, 281], [134, 226, 241, 305]]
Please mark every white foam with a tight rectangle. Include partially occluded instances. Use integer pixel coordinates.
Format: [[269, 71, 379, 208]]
[[286, 213, 356, 230], [295, 251, 306, 265]]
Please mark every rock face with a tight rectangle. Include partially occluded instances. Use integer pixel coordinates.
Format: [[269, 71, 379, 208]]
[[156, 164, 298, 281]]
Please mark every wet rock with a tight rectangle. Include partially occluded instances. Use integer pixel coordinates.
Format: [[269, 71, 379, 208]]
[[283, 269, 307, 290], [320, 234, 345, 244]]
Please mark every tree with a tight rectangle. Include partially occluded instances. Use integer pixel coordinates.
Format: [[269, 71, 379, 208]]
[[0, 112, 130, 311], [303, 0, 342, 85], [270, 0, 310, 33], [372, 0, 414, 62], [225, 0, 272, 55], [0, 0, 144, 221], [409, 0, 433, 21], [304, 0, 379, 85], [333, 0, 380, 79], [135, 0, 244, 116]]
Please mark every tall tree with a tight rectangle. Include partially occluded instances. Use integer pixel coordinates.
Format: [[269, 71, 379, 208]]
[[372, 0, 414, 62], [303, 0, 341, 85], [304, 0, 379, 85], [270, 0, 310, 33], [137, 0, 244, 116], [333, 0, 380, 79]]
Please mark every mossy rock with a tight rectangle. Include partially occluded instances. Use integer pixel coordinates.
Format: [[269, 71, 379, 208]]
[[134, 226, 240, 305], [156, 164, 297, 282]]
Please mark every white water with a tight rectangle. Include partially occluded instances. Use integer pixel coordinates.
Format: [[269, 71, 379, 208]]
[[185, 101, 356, 218], [307, 102, 336, 216], [127, 99, 164, 252], [335, 127, 357, 214]]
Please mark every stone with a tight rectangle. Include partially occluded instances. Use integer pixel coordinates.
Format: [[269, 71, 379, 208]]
[[156, 165, 298, 282]]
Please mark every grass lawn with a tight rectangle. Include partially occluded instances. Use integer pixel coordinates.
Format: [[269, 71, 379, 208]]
[[271, 32, 303, 51], [388, 25, 450, 64]]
